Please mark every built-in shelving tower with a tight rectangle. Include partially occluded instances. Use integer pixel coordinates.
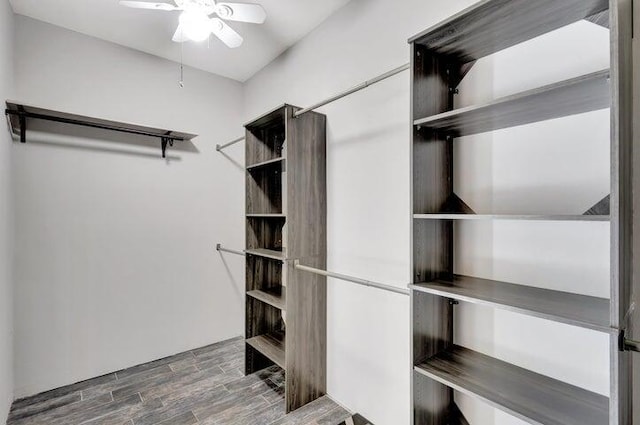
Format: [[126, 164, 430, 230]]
[[409, 0, 633, 424], [244, 104, 327, 413]]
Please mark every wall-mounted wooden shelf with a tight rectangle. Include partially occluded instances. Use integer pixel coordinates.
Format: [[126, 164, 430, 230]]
[[247, 287, 286, 311], [413, 70, 610, 137], [245, 248, 285, 261], [411, 275, 611, 333], [413, 214, 610, 222], [409, 0, 609, 63], [5, 101, 197, 158], [414, 345, 609, 425], [246, 332, 286, 369], [246, 157, 285, 171]]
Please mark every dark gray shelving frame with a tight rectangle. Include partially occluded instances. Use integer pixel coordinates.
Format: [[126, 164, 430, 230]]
[[244, 104, 327, 413], [409, 0, 634, 424]]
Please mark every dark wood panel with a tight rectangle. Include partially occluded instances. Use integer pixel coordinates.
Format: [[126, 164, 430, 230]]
[[245, 248, 285, 261], [411, 44, 455, 425], [5, 101, 196, 141], [247, 287, 286, 311], [246, 157, 285, 171], [246, 217, 285, 252], [246, 255, 282, 293], [246, 332, 286, 370], [586, 10, 611, 28], [414, 214, 610, 221], [245, 106, 286, 167], [285, 108, 327, 259], [415, 346, 609, 425], [411, 275, 611, 332], [414, 70, 610, 137], [245, 298, 284, 374], [609, 0, 633, 423], [284, 106, 327, 413], [409, 0, 609, 63], [246, 161, 284, 215], [584, 195, 611, 216]]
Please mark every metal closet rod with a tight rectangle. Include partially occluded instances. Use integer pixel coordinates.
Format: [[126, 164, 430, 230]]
[[215, 136, 245, 152], [294, 260, 410, 296], [216, 62, 411, 152], [215, 244, 409, 296], [215, 244, 245, 256]]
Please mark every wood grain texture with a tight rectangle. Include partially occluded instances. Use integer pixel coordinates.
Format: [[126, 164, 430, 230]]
[[609, 0, 633, 423], [411, 275, 611, 333], [245, 106, 287, 167], [247, 287, 286, 311], [414, 213, 610, 221], [244, 105, 327, 414], [416, 346, 609, 425], [246, 161, 284, 215], [586, 10, 611, 28], [246, 332, 286, 370], [414, 69, 611, 137], [408, 0, 609, 63], [246, 157, 285, 171], [246, 217, 286, 252], [411, 44, 455, 425], [5, 101, 196, 141], [244, 248, 285, 261], [245, 298, 283, 374], [584, 194, 611, 215], [283, 106, 327, 413]]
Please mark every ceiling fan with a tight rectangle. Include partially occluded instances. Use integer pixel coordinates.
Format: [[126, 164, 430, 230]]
[[119, 0, 266, 48]]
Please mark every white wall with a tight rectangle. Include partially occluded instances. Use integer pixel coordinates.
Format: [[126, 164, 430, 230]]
[[244, 1, 611, 424], [12, 16, 246, 398], [0, 0, 15, 420]]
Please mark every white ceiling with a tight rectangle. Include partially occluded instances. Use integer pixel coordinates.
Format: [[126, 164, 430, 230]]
[[8, 0, 352, 82]]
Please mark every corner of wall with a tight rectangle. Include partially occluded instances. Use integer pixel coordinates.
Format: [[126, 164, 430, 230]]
[[0, 0, 16, 422]]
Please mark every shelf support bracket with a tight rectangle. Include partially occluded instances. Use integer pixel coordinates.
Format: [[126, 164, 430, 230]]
[[161, 136, 174, 159], [620, 330, 640, 352]]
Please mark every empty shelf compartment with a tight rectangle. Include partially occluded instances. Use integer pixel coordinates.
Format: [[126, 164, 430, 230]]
[[247, 287, 286, 311], [246, 331, 286, 369], [414, 70, 610, 137], [409, 0, 609, 63], [415, 345, 608, 425], [411, 275, 611, 332]]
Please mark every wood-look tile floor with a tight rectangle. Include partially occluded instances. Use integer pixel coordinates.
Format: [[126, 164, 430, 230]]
[[7, 337, 354, 425]]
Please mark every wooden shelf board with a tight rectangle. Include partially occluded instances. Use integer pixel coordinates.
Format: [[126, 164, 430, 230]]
[[247, 287, 286, 311], [245, 248, 285, 261], [411, 275, 611, 333], [244, 104, 291, 129], [408, 0, 609, 63], [5, 101, 196, 141], [414, 70, 610, 137], [246, 157, 285, 171], [246, 332, 286, 369], [246, 213, 286, 218], [415, 345, 609, 425], [413, 214, 610, 222]]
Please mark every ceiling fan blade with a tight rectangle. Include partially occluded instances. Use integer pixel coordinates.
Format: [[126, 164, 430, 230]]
[[172, 23, 188, 42], [215, 2, 266, 23], [119, 1, 179, 11], [210, 18, 243, 48]]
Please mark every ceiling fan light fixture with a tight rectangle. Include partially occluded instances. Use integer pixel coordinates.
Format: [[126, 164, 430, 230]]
[[179, 10, 211, 42]]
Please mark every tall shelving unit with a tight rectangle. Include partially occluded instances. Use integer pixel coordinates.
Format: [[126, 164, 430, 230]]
[[408, 0, 633, 424], [244, 104, 327, 413]]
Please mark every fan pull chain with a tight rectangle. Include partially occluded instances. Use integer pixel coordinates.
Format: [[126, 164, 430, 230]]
[[179, 32, 184, 88]]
